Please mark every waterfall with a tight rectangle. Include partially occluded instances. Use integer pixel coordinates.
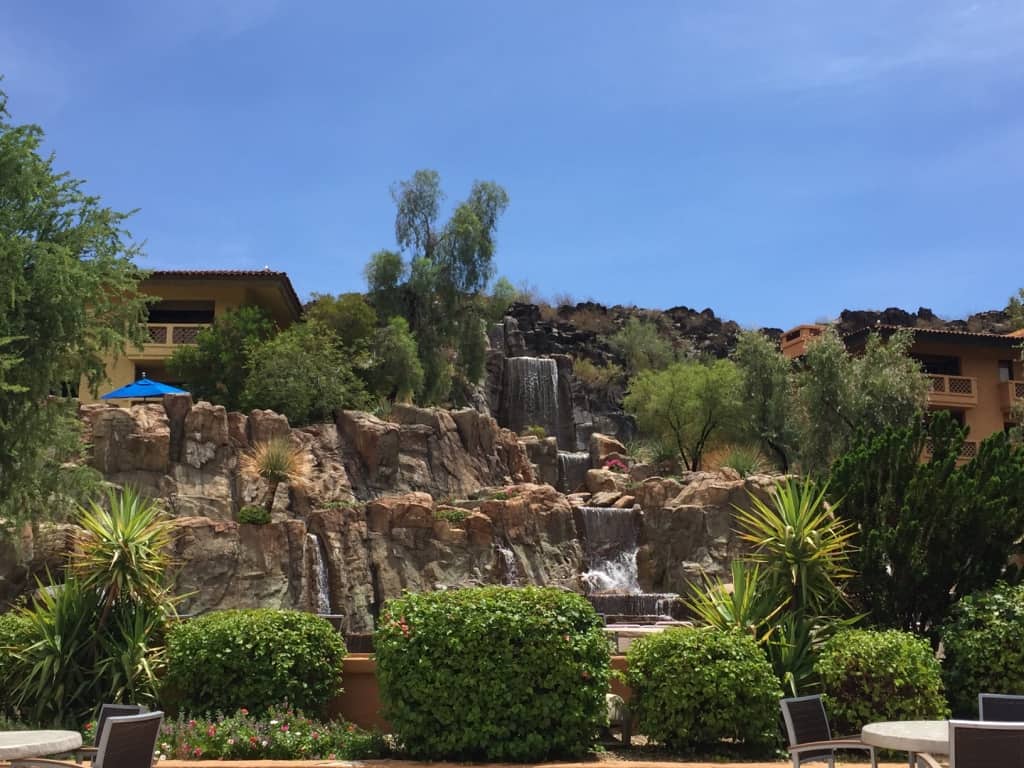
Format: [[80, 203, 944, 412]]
[[576, 506, 685, 620], [503, 357, 559, 437], [496, 541, 520, 585], [577, 506, 640, 593], [306, 533, 331, 615], [557, 451, 590, 492]]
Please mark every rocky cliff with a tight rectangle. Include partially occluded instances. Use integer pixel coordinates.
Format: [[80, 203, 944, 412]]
[[0, 396, 782, 634]]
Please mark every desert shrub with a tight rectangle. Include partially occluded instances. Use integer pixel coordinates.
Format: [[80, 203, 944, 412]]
[[941, 583, 1024, 716], [573, 358, 624, 391], [608, 317, 675, 373], [434, 507, 467, 524], [522, 424, 547, 439], [164, 609, 345, 717], [0, 612, 33, 716], [374, 586, 610, 761], [626, 627, 780, 752], [150, 705, 385, 761], [816, 629, 948, 733], [569, 307, 616, 334], [238, 505, 271, 525], [706, 443, 768, 477]]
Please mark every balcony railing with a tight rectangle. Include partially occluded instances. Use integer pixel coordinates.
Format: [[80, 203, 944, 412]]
[[923, 439, 978, 464], [146, 323, 209, 346], [1002, 380, 1024, 415], [926, 374, 978, 408]]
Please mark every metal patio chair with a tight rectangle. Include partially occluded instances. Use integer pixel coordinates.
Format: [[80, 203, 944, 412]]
[[781, 694, 878, 768], [11, 711, 163, 768], [979, 693, 1024, 722]]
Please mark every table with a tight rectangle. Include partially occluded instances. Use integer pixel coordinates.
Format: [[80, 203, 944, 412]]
[[0, 730, 83, 761], [862, 720, 949, 767]]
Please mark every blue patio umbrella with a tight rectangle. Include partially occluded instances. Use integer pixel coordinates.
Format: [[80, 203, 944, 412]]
[[100, 375, 188, 400]]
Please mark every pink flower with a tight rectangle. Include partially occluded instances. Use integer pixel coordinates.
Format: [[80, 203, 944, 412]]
[[192, 747, 203, 757], [239, 707, 249, 716], [206, 725, 216, 737], [280, 724, 289, 732]]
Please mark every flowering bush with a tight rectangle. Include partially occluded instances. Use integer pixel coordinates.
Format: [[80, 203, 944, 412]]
[[603, 457, 628, 474], [84, 706, 385, 761]]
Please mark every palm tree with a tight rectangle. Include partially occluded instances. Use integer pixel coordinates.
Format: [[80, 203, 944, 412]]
[[239, 437, 312, 514]]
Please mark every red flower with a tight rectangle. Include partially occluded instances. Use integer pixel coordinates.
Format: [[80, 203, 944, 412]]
[[206, 725, 217, 737], [249, 736, 258, 744], [192, 747, 203, 757], [280, 724, 289, 732], [239, 707, 249, 716]]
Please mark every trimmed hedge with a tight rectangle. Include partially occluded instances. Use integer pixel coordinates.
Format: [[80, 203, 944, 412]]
[[374, 586, 611, 762], [163, 609, 345, 716], [0, 612, 33, 715], [942, 583, 1024, 717], [626, 627, 780, 751], [816, 629, 948, 732]]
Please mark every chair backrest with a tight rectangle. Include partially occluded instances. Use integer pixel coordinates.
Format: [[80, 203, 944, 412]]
[[781, 695, 832, 746], [95, 703, 148, 741], [979, 693, 1024, 722], [949, 720, 1024, 768], [93, 711, 164, 768]]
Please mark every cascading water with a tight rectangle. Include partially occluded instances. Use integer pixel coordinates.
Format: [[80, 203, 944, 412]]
[[495, 541, 520, 585], [503, 357, 559, 437], [576, 506, 685, 621], [557, 451, 590, 493], [305, 533, 331, 615]]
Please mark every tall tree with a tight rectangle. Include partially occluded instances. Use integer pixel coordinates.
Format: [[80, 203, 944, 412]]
[[608, 318, 676, 374], [733, 330, 795, 471], [1007, 287, 1024, 331], [0, 87, 148, 528], [624, 359, 743, 470]]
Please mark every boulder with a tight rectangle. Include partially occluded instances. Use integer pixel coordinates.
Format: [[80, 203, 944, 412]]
[[247, 409, 291, 444], [585, 468, 624, 494], [89, 404, 170, 476], [590, 432, 627, 468], [182, 402, 229, 469]]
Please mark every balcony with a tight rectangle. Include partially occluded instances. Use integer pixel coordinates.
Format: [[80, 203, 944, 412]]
[[142, 323, 209, 355], [923, 439, 978, 465], [1001, 380, 1024, 416], [926, 374, 978, 409], [780, 325, 825, 359]]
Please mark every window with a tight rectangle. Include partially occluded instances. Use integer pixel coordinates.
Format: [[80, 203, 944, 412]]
[[999, 360, 1014, 383], [914, 354, 961, 376]]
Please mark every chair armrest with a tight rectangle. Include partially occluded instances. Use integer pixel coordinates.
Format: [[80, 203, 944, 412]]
[[10, 760, 79, 768], [790, 739, 873, 753], [916, 753, 942, 768]]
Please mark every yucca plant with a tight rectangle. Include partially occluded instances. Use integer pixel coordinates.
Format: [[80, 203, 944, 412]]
[[73, 486, 177, 627], [239, 437, 312, 514], [734, 477, 855, 620], [685, 561, 783, 643]]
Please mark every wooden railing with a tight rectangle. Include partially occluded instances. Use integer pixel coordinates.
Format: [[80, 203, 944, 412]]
[[146, 323, 209, 346], [1002, 380, 1024, 414], [923, 439, 979, 463], [926, 374, 978, 408]]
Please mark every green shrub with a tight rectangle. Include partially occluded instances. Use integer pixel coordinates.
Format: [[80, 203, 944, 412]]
[[434, 507, 467, 524], [816, 629, 948, 732], [163, 609, 345, 716], [522, 424, 547, 439], [238, 505, 271, 525], [374, 586, 610, 761], [941, 583, 1024, 716], [154, 706, 384, 760], [626, 627, 780, 752], [0, 612, 33, 716]]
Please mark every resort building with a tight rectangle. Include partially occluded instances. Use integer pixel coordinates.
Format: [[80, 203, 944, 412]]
[[781, 323, 1024, 458], [78, 269, 302, 404]]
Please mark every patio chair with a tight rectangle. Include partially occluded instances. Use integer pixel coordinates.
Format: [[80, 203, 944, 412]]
[[11, 711, 163, 768], [918, 720, 1024, 768], [979, 693, 1024, 722], [780, 695, 878, 768], [72, 703, 149, 764]]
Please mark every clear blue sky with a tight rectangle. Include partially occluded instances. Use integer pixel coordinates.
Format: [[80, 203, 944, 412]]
[[2, 1, 1022, 329]]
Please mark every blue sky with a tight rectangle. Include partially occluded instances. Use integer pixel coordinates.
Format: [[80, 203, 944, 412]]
[[2, 2, 1022, 328]]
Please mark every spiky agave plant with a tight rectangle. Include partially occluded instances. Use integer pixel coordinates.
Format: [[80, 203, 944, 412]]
[[239, 436, 312, 514], [685, 561, 783, 644]]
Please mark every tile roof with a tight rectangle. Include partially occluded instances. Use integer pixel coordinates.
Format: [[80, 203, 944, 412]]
[[145, 269, 302, 317], [845, 323, 1023, 345]]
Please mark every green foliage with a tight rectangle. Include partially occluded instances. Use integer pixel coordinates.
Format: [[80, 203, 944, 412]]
[[626, 628, 780, 751], [11, 489, 177, 725], [168, 306, 276, 411], [238, 505, 271, 524], [733, 330, 794, 471], [712, 444, 768, 477], [522, 424, 547, 439], [572, 357, 624, 390], [434, 507, 468, 523], [163, 609, 345, 717], [941, 583, 1024, 716], [794, 328, 927, 475], [485, 276, 518, 323], [305, 293, 377, 353], [816, 629, 948, 733], [608, 318, 675, 373], [239, 437, 312, 513], [624, 359, 743, 471], [368, 170, 510, 404], [830, 411, 1024, 636], [242, 321, 370, 424], [0, 87, 147, 528], [368, 316, 423, 402], [151, 706, 385, 761], [374, 586, 610, 761], [685, 561, 782, 644], [0, 612, 33, 716], [1007, 287, 1024, 330]]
